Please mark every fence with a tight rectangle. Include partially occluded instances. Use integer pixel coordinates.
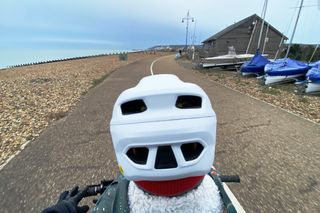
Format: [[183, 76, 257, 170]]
[[3, 52, 133, 69]]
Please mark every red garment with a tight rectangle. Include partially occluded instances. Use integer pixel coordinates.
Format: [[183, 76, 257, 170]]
[[134, 176, 204, 197]]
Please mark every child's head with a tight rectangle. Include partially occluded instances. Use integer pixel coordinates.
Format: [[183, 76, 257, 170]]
[[110, 74, 217, 196]]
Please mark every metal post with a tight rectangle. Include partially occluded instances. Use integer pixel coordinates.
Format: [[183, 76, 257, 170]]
[[182, 10, 194, 51], [257, 0, 268, 51], [191, 20, 197, 46], [274, 36, 284, 60], [262, 22, 270, 54], [309, 44, 319, 63], [246, 20, 258, 54], [285, 0, 304, 58], [191, 20, 197, 61]]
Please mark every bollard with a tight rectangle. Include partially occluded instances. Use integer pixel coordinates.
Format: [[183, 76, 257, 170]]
[[119, 53, 128, 61]]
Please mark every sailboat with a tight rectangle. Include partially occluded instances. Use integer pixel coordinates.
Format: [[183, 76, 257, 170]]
[[264, 58, 309, 84], [241, 52, 270, 76], [241, 0, 270, 76], [309, 60, 320, 67], [305, 60, 320, 93], [201, 15, 261, 69], [201, 46, 253, 68], [264, 0, 310, 85]]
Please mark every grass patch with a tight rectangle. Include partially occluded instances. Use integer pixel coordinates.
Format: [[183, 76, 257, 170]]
[[26, 135, 34, 141], [91, 73, 111, 88], [48, 111, 68, 121]]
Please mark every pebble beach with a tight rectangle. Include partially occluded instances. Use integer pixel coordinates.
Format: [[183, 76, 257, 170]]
[[0, 52, 163, 167]]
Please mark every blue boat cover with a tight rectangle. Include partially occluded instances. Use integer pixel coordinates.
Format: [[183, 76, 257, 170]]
[[309, 60, 320, 68], [241, 52, 269, 75], [306, 66, 320, 83], [264, 58, 310, 76]]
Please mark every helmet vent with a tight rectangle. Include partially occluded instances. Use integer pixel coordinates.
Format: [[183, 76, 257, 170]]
[[121, 99, 147, 115], [155, 146, 178, 169], [181, 142, 204, 161], [126, 147, 149, 165], [176, 95, 202, 109]]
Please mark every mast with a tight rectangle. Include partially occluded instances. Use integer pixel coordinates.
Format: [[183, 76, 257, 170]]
[[309, 44, 319, 63], [246, 20, 258, 54], [274, 36, 284, 60], [285, 0, 304, 58], [257, 0, 268, 51], [262, 23, 270, 54]]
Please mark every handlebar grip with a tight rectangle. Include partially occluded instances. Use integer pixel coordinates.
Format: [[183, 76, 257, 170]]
[[85, 186, 104, 197], [84, 180, 113, 197], [219, 175, 240, 183]]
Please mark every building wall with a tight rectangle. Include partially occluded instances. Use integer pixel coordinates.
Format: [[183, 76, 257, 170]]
[[260, 29, 285, 59], [248, 24, 285, 58], [202, 17, 285, 59], [215, 19, 254, 56]]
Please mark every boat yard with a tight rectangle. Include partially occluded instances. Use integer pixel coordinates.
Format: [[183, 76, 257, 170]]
[[179, 58, 320, 124]]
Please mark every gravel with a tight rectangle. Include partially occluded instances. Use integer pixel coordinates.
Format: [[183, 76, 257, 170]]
[[0, 53, 161, 166]]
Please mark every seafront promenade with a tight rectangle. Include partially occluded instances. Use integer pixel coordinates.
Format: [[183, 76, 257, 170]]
[[0, 54, 319, 212]]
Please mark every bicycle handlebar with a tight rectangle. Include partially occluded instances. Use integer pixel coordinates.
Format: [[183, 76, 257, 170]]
[[83, 174, 240, 198], [219, 175, 240, 183], [84, 180, 113, 197]]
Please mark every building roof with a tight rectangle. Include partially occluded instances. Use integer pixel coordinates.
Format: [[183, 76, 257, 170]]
[[202, 14, 288, 43]]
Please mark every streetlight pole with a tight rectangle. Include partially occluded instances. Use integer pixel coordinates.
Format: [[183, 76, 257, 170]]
[[191, 20, 197, 46], [191, 20, 197, 60], [182, 10, 194, 52]]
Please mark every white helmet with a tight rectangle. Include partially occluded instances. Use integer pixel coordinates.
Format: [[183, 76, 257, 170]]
[[110, 74, 217, 181]]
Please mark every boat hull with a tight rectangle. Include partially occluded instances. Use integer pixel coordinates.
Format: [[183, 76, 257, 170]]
[[306, 66, 320, 83], [266, 67, 309, 76], [305, 66, 320, 93], [264, 58, 309, 84], [202, 53, 253, 68], [264, 74, 304, 85], [202, 61, 245, 68], [241, 64, 266, 76], [305, 82, 320, 93]]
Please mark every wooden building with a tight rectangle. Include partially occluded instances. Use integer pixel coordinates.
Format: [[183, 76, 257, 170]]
[[201, 14, 288, 58]]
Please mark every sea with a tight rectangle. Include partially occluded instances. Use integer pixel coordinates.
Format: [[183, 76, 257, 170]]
[[0, 49, 133, 69]]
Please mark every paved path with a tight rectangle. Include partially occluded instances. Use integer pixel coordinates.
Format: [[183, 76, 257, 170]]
[[1, 55, 319, 212]]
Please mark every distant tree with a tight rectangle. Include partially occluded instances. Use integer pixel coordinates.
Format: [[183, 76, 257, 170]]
[[313, 49, 320, 61], [307, 46, 320, 62], [289, 44, 303, 60], [301, 45, 313, 62], [280, 44, 303, 60]]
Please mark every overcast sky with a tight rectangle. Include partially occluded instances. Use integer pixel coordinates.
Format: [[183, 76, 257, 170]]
[[0, 0, 319, 52]]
